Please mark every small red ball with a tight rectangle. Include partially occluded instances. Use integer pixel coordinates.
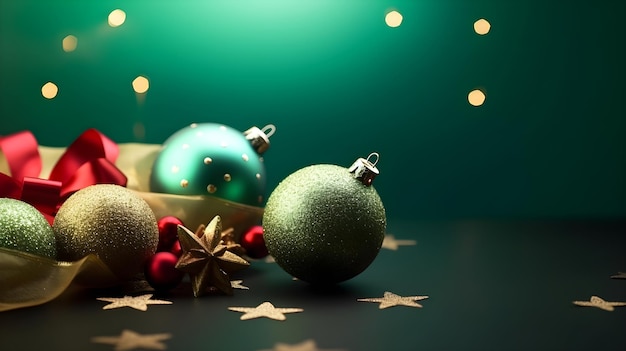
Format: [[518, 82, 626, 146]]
[[157, 216, 184, 252], [170, 240, 182, 258], [144, 252, 184, 291], [240, 225, 268, 259]]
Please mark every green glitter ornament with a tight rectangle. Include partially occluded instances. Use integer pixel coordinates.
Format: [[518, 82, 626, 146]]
[[149, 123, 276, 206], [0, 198, 57, 258], [263, 153, 386, 284]]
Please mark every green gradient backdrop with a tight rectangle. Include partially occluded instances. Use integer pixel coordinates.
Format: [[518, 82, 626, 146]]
[[1, 0, 624, 219]]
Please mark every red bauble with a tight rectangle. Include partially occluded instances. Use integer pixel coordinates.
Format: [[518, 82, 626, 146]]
[[240, 225, 268, 259], [157, 216, 184, 252], [170, 240, 182, 257], [144, 252, 184, 291]]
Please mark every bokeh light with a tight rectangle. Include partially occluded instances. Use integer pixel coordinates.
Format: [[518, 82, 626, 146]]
[[41, 82, 58, 99], [108, 9, 126, 28], [468, 89, 486, 106], [132, 76, 150, 93], [62, 35, 77, 52], [474, 18, 491, 35], [385, 10, 403, 28]]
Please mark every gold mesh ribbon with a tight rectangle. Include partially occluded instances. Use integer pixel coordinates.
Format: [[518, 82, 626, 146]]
[[0, 248, 119, 312]]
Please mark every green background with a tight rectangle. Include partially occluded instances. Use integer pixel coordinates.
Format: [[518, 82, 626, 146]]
[[1, 0, 624, 220]]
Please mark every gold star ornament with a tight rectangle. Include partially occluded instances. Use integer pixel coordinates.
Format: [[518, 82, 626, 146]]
[[91, 329, 171, 351], [228, 301, 303, 321], [258, 339, 346, 351], [573, 295, 626, 311], [381, 234, 417, 250], [97, 294, 172, 311], [358, 291, 429, 309], [175, 215, 249, 296]]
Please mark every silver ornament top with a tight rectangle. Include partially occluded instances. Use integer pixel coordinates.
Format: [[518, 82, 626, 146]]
[[349, 152, 380, 186], [244, 124, 276, 155]]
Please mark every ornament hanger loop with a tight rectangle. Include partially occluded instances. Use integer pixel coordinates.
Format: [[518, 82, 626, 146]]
[[366, 152, 379, 167], [262, 124, 276, 138], [349, 152, 380, 187]]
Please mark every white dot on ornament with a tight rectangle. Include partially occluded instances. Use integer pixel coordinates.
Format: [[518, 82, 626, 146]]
[[182, 144, 189, 150], [385, 10, 403, 28], [256, 173, 261, 180], [203, 157, 212, 165], [224, 174, 232, 182], [468, 89, 486, 106], [62, 35, 77, 52], [242, 154, 249, 162], [220, 126, 227, 131], [207, 184, 217, 193], [108, 9, 126, 28], [41, 82, 58, 99], [171, 165, 179, 173], [190, 123, 198, 128], [180, 179, 189, 188], [474, 18, 491, 35]]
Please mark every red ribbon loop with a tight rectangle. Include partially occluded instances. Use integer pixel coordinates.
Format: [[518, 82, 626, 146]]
[[0, 129, 127, 223]]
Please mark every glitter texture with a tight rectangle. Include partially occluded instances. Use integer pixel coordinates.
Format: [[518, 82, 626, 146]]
[[52, 184, 159, 280], [263, 164, 386, 284], [0, 198, 57, 258]]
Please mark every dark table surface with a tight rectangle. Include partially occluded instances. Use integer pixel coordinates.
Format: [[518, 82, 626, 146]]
[[2, 218, 625, 351]]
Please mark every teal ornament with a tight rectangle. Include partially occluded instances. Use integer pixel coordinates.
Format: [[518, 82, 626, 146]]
[[0, 198, 57, 258], [263, 153, 386, 284], [150, 123, 275, 206]]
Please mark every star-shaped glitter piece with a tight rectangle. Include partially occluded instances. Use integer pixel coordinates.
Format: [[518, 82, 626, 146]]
[[573, 295, 626, 311], [381, 234, 417, 250], [258, 339, 346, 351], [228, 301, 304, 321], [231, 280, 249, 290], [97, 294, 172, 311], [357, 291, 429, 309], [175, 215, 250, 296], [610, 272, 626, 279], [91, 329, 171, 351]]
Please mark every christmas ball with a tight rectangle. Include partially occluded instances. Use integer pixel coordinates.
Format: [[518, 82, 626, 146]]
[[53, 184, 159, 281], [145, 252, 185, 291], [240, 225, 268, 259], [157, 216, 184, 252], [263, 160, 386, 284], [149, 123, 272, 206], [0, 198, 57, 258]]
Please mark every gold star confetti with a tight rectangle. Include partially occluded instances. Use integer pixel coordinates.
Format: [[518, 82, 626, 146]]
[[228, 301, 304, 321], [381, 234, 417, 250], [176, 215, 249, 296], [357, 291, 429, 309], [573, 295, 626, 311], [231, 280, 249, 290], [97, 294, 172, 311], [258, 339, 346, 351], [610, 272, 626, 279], [91, 329, 171, 351]]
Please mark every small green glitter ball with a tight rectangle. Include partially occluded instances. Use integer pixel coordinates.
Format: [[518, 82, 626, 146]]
[[263, 164, 386, 284], [0, 198, 57, 258], [53, 184, 159, 281]]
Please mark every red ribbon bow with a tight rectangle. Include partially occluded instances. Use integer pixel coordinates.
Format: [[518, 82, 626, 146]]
[[0, 129, 127, 224]]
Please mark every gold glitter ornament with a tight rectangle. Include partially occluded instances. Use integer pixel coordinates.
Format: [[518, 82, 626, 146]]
[[53, 184, 159, 282], [0, 198, 57, 258]]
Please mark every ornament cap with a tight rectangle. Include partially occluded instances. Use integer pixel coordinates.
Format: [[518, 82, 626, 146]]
[[348, 152, 380, 186], [244, 124, 276, 155]]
